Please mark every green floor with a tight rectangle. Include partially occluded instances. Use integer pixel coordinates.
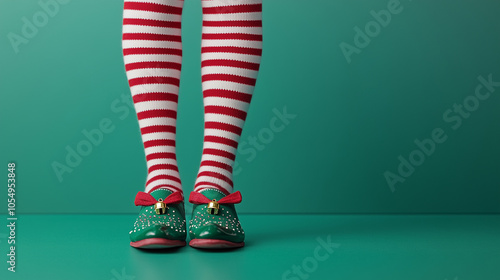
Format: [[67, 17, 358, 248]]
[[0, 214, 499, 280]]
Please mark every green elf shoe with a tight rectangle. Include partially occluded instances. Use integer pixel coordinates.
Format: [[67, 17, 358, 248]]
[[129, 189, 187, 249], [188, 189, 245, 249]]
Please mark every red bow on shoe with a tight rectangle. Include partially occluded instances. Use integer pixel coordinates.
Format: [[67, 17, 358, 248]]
[[188, 191, 242, 205], [134, 191, 184, 206]]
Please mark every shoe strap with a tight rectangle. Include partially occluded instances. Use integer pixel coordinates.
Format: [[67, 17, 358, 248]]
[[188, 191, 242, 205], [134, 191, 184, 206]]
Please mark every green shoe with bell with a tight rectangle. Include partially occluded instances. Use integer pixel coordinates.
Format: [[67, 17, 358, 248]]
[[188, 189, 245, 249], [129, 188, 187, 249]]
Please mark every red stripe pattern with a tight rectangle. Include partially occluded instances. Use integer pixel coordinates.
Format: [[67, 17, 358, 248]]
[[195, 0, 263, 195], [122, 0, 185, 194]]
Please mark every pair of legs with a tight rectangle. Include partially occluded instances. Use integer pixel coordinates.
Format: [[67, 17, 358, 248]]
[[122, 0, 262, 248]]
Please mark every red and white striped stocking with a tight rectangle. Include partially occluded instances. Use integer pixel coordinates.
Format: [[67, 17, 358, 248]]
[[194, 0, 263, 195], [122, 0, 184, 194]]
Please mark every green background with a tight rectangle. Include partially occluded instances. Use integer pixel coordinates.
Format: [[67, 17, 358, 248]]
[[1, 0, 500, 214]]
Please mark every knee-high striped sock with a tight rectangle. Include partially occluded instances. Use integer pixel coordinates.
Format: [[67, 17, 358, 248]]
[[122, 0, 184, 194], [194, 0, 263, 195]]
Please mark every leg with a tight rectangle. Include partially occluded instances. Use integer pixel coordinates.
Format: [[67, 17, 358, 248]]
[[123, 0, 187, 248], [122, 0, 184, 194], [189, 0, 263, 249], [195, 0, 263, 195]]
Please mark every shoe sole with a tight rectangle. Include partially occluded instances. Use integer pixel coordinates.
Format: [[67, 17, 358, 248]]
[[130, 238, 186, 249], [189, 239, 245, 249]]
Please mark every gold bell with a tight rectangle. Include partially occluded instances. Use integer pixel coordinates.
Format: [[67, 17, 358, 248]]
[[154, 198, 167, 215], [207, 199, 220, 215]]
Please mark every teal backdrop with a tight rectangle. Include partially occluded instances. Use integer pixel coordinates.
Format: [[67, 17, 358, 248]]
[[1, 0, 499, 214]]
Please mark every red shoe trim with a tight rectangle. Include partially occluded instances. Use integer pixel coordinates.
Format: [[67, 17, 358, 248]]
[[130, 238, 186, 249], [189, 239, 244, 249]]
